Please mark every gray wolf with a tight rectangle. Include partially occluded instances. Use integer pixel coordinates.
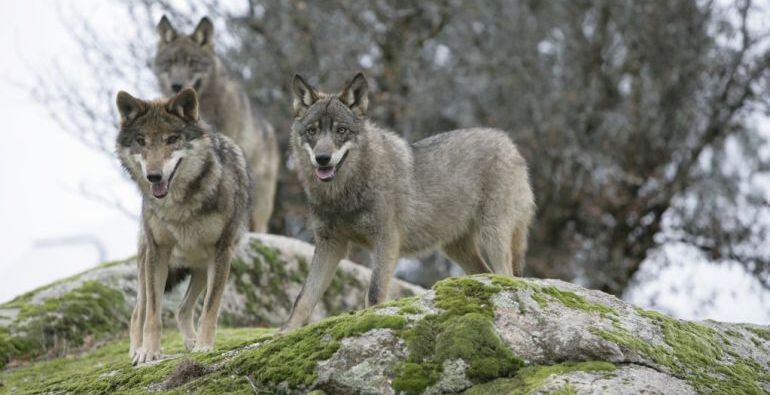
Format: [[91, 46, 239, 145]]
[[116, 88, 253, 364], [282, 73, 535, 330], [154, 15, 279, 232]]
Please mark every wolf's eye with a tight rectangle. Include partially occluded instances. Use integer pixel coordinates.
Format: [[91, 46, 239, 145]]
[[166, 135, 180, 145], [136, 136, 146, 146], [336, 127, 348, 135], [305, 127, 317, 136]]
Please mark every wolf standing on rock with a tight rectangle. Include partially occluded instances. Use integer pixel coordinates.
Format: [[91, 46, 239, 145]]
[[154, 16, 279, 232], [283, 73, 535, 330], [116, 89, 253, 364]]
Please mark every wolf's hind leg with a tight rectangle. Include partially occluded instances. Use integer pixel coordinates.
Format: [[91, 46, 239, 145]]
[[176, 268, 207, 351], [478, 225, 514, 276], [510, 225, 529, 276], [442, 236, 492, 275]]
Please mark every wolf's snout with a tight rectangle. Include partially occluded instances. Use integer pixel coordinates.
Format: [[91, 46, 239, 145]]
[[315, 154, 332, 166], [147, 173, 163, 183], [171, 84, 183, 93]]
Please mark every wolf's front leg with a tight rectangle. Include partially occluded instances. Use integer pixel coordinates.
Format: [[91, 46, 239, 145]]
[[129, 241, 147, 358], [193, 247, 232, 353], [133, 243, 170, 365], [282, 238, 348, 332], [367, 227, 400, 307], [176, 268, 207, 351]]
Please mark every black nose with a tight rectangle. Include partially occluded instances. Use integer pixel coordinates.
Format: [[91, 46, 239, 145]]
[[315, 154, 331, 166], [171, 84, 183, 93], [147, 173, 162, 183]]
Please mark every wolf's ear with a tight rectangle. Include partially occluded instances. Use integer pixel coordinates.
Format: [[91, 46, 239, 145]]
[[157, 15, 177, 44], [292, 74, 319, 117], [167, 88, 199, 122], [339, 72, 368, 117], [116, 91, 146, 124], [192, 17, 214, 47]]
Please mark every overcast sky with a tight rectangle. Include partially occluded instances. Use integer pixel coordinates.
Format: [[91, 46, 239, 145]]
[[0, 0, 767, 324]]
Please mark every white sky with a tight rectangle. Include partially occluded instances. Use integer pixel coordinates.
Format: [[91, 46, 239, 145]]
[[0, 1, 766, 324]]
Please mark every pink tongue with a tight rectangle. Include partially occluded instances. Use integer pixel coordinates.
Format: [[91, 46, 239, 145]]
[[151, 181, 169, 198], [315, 167, 335, 180]]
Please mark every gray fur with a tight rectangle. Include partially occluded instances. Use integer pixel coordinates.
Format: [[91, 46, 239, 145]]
[[153, 15, 279, 232], [116, 89, 253, 364], [283, 73, 535, 330]]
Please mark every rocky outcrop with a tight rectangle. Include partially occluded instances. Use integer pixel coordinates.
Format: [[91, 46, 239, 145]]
[[1, 274, 767, 394], [0, 234, 423, 368]]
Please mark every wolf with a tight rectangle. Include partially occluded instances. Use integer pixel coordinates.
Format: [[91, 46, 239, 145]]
[[115, 88, 253, 364], [154, 15, 279, 232], [282, 73, 535, 330]]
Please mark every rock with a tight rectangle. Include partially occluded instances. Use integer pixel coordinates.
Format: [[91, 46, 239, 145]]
[[1, 274, 767, 394], [0, 233, 424, 368]]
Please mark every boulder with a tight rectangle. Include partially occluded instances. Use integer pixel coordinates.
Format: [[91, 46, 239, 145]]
[[0, 233, 424, 368], [2, 274, 767, 394]]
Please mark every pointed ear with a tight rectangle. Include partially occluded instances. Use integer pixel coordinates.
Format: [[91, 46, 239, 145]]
[[167, 88, 199, 122], [116, 91, 146, 124], [339, 72, 369, 116], [191, 17, 214, 47], [292, 74, 319, 117], [157, 15, 177, 44]]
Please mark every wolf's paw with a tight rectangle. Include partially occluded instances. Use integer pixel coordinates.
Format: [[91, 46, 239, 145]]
[[278, 322, 299, 334], [131, 347, 162, 366], [183, 337, 196, 351], [191, 344, 213, 353]]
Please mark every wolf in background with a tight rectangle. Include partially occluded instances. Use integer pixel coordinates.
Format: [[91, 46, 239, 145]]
[[282, 73, 535, 330], [154, 15, 278, 232], [116, 88, 253, 364]]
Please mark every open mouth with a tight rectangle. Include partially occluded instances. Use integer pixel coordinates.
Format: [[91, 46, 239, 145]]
[[150, 159, 182, 199], [314, 151, 348, 182]]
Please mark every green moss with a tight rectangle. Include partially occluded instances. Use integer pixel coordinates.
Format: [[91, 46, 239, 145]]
[[393, 277, 524, 394], [490, 275, 617, 317], [0, 281, 128, 369], [551, 384, 577, 395], [230, 310, 406, 390], [742, 325, 770, 342], [392, 362, 440, 393], [540, 287, 616, 316], [594, 308, 766, 394], [0, 328, 273, 394], [435, 313, 522, 381], [378, 296, 423, 315], [462, 361, 616, 395]]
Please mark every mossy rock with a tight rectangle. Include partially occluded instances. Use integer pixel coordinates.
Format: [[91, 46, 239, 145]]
[[0, 234, 424, 369], [2, 274, 767, 394]]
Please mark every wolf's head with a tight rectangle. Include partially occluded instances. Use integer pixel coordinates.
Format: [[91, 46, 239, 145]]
[[115, 88, 208, 200], [290, 72, 369, 183], [153, 16, 218, 96]]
